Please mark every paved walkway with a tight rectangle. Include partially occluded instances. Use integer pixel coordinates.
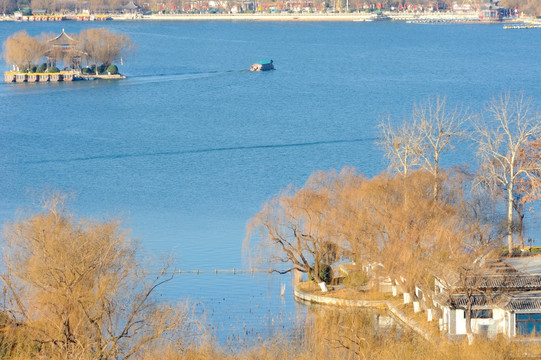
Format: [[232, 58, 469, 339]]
[[294, 284, 432, 341]]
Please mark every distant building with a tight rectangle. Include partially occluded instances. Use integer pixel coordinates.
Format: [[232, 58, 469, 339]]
[[122, 1, 141, 13], [478, 0, 519, 20], [46, 29, 84, 70]]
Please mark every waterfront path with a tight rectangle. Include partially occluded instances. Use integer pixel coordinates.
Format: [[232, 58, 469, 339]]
[[294, 282, 433, 341]]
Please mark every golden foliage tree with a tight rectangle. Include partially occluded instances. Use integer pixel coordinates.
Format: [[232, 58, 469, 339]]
[[2, 30, 46, 70], [79, 28, 133, 74], [359, 170, 476, 298], [245, 167, 490, 298], [245, 170, 358, 292], [0, 194, 196, 360]]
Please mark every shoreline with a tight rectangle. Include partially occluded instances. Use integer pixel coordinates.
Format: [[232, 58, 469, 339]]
[[293, 282, 433, 341], [0, 12, 535, 23]]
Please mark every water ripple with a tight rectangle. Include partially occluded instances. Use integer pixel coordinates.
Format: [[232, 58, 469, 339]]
[[12, 138, 376, 165]]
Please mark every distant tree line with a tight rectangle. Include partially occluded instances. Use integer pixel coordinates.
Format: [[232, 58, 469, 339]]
[[1, 0, 538, 15], [500, 0, 541, 15]]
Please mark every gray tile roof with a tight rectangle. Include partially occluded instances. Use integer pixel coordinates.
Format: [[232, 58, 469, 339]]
[[434, 292, 501, 309], [502, 257, 541, 275], [48, 29, 77, 46], [499, 292, 541, 311], [437, 258, 541, 291]]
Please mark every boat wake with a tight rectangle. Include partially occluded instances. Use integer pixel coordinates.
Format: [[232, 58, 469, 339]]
[[125, 70, 244, 85], [13, 138, 377, 165]]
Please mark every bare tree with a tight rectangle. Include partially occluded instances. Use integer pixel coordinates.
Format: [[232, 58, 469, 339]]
[[414, 95, 468, 199], [516, 131, 541, 214], [0, 194, 198, 359], [245, 170, 352, 292], [0, 0, 16, 14], [474, 92, 541, 253], [358, 170, 473, 302], [79, 28, 133, 74], [329, 169, 373, 266], [377, 115, 422, 177], [2, 31, 46, 70]]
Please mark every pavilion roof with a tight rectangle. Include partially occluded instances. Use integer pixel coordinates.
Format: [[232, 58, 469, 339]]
[[123, 1, 140, 9], [48, 29, 77, 46]]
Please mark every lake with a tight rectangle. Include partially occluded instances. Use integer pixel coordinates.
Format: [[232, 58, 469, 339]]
[[1, 20, 540, 345]]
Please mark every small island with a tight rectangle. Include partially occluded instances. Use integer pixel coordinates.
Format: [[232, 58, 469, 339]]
[[3, 28, 133, 83]]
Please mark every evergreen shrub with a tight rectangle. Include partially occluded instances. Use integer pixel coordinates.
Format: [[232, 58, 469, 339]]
[[309, 263, 333, 284], [106, 64, 118, 75]]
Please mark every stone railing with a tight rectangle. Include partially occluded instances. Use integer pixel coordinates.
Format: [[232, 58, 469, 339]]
[[294, 284, 432, 341]]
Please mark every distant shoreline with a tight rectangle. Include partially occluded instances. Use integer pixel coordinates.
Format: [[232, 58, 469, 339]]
[[110, 12, 527, 23], [0, 12, 534, 23]]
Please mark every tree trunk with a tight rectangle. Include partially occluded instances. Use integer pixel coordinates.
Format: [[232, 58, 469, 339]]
[[514, 201, 525, 250], [507, 186, 514, 255], [311, 267, 328, 292], [433, 155, 439, 200], [317, 281, 328, 292], [465, 292, 474, 345]]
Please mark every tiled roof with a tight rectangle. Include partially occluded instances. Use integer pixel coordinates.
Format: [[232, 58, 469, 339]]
[[502, 258, 541, 275], [48, 29, 77, 45], [434, 259, 541, 311], [462, 275, 541, 290], [434, 292, 501, 309], [499, 292, 541, 311], [435, 291, 541, 312], [437, 258, 541, 291]]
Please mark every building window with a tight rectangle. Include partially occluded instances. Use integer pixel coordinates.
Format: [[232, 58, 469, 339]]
[[516, 314, 541, 336], [463, 309, 493, 319]]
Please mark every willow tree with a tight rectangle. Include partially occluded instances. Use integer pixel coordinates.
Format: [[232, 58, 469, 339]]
[[359, 170, 481, 304], [245, 170, 353, 292], [79, 28, 133, 74], [0, 194, 196, 359], [474, 92, 541, 253], [2, 30, 46, 70]]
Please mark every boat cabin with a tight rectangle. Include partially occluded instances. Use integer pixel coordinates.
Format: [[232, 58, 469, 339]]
[[250, 59, 274, 72]]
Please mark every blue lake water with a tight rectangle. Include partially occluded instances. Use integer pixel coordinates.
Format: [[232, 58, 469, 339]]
[[1, 20, 541, 345]]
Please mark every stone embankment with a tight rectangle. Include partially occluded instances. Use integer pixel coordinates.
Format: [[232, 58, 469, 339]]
[[294, 284, 432, 341], [109, 10, 502, 22], [2, 11, 530, 23]]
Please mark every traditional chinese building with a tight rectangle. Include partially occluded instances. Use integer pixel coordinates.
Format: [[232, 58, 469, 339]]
[[46, 29, 83, 70], [434, 257, 541, 339]]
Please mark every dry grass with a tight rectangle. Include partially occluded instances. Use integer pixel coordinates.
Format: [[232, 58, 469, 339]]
[[3, 298, 539, 360], [133, 307, 535, 360]]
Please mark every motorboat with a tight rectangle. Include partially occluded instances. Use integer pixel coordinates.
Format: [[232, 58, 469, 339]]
[[250, 59, 274, 71]]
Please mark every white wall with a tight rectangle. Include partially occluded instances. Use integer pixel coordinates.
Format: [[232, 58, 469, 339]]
[[448, 308, 502, 338]]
